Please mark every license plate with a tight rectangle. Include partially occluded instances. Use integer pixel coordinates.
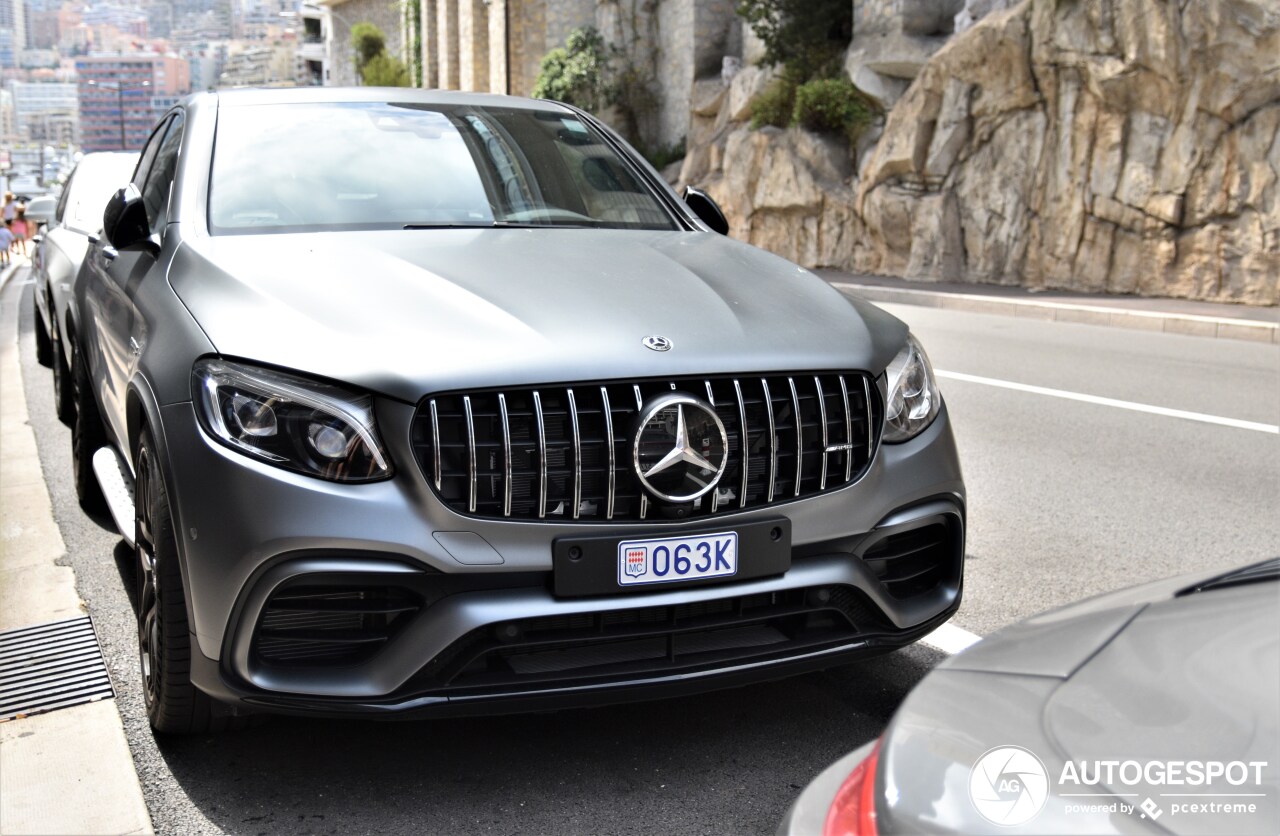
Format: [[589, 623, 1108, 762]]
[[617, 531, 738, 587]]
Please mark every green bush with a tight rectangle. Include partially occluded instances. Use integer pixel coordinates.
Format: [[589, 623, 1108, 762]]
[[750, 78, 796, 129], [737, 0, 853, 81], [792, 77, 877, 143], [362, 52, 411, 87], [350, 22, 385, 70], [532, 27, 612, 113]]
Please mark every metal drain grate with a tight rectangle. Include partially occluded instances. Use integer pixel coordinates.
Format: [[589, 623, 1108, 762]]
[[0, 616, 115, 722]]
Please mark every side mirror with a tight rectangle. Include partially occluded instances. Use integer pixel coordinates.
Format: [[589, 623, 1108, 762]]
[[102, 184, 150, 250], [682, 186, 729, 235]]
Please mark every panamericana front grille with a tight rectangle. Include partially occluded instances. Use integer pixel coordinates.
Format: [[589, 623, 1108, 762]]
[[412, 373, 879, 522]]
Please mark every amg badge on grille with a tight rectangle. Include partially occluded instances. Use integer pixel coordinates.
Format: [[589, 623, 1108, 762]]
[[632, 393, 728, 503]]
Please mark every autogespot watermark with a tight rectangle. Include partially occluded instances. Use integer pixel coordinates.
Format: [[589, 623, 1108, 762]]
[[969, 747, 1271, 827], [969, 746, 1051, 826]]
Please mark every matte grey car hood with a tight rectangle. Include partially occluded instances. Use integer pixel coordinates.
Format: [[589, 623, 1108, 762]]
[[169, 229, 906, 403]]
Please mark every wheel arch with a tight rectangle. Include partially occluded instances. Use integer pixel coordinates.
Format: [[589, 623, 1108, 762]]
[[127, 377, 199, 627]]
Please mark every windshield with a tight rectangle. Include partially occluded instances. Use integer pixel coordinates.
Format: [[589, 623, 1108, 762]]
[[208, 102, 679, 234]]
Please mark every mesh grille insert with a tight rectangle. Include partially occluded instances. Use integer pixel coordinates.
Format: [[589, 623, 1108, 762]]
[[254, 586, 422, 667]]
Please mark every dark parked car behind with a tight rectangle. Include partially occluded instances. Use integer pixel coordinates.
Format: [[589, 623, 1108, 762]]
[[31, 151, 140, 431], [66, 87, 965, 733]]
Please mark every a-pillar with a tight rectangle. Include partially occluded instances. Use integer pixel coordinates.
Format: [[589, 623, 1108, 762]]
[[458, 0, 490, 92]]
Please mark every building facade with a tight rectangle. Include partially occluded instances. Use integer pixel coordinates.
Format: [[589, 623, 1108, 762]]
[[6, 80, 77, 142], [75, 54, 191, 151]]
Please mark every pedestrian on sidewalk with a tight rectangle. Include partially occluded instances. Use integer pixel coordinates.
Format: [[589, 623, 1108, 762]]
[[0, 221, 13, 266], [11, 204, 29, 256]]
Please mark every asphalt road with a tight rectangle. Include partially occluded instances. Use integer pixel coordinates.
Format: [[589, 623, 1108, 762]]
[[13, 271, 1280, 835]]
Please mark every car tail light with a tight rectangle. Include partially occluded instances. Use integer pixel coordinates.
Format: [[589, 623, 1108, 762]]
[[824, 739, 882, 836]]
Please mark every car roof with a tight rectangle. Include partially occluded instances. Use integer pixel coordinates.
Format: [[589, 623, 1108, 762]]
[[202, 86, 574, 114]]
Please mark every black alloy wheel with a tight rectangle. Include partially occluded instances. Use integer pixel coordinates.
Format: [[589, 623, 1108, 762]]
[[134, 429, 251, 734]]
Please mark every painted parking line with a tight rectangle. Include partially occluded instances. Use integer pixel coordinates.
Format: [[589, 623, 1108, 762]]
[[936, 370, 1280, 434], [921, 622, 982, 655]]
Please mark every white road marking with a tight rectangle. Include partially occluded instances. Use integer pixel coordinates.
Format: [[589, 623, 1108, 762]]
[[936, 370, 1280, 434], [920, 622, 982, 655]]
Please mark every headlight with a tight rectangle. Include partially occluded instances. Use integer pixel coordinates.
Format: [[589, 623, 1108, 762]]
[[193, 359, 391, 482], [883, 334, 942, 443]]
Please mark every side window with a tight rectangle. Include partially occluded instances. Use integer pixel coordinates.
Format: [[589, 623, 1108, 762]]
[[141, 112, 184, 236], [132, 116, 170, 191]]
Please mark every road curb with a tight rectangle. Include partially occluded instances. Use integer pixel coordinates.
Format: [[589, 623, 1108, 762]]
[[833, 282, 1279, 344], [0, 262, 155, 836]]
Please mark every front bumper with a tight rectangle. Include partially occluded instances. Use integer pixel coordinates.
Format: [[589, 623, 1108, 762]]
[[159, 397, 965, 716]]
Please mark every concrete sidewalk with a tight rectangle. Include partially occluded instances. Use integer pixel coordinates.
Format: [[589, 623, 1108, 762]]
[[0, 260, 153, 836], [818, 269, 1279, 344]]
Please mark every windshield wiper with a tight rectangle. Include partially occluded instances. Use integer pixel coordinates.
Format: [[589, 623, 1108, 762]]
[[403, 220, 605, 230], [1177, 557, 1280, 596], [403, 222, 498, 229]]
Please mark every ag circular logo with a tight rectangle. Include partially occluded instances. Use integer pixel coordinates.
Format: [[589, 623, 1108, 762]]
[[632, 393, 728, 503], [969, 746, 1050, 827], [642, 335, 673, 352]]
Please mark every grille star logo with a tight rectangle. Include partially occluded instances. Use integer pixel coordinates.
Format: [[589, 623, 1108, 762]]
[[632, 394, 728, 503], [643, 403, 719, 479]]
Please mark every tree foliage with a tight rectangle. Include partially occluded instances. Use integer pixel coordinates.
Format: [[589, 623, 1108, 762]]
[[532, 27, 613, 113], [362, 52, 412, 87], [736, 0, 854, 81], [350, 22, 410, 87], [351, 22, 386, 72]]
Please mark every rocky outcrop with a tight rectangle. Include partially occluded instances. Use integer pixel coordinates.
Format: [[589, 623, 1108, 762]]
[[858, 0, 1280, 304], [682, 0, 1279, 305]]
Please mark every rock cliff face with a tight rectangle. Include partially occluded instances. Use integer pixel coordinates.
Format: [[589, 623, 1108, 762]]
[[684, 0, 1280, 305]]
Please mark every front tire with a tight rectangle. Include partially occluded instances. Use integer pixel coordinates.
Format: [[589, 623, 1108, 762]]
[[50, 327, 74, 426], [33, 292, 52, 367], [134, 429, 246, 734]]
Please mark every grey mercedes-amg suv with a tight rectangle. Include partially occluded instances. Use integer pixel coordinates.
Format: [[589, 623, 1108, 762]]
[[67, 87, 964, 733]]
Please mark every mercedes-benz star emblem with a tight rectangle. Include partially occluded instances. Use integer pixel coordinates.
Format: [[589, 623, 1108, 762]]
[[642, 335, 673, 352], [632, 393, 728, 503]]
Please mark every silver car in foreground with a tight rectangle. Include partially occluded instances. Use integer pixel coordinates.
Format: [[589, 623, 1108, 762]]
[[68, 87, 965, 733], [782, 559, 1280, 835]]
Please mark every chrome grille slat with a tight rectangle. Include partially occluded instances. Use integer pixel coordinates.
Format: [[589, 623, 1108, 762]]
[[815, 376, 829, 490], [498, 393, 512, 517], [567, 388, 582, 520], [734, 379, 749, 509], [761, 378, 777, 503], [705, 381, 719, 513], [634, 385, 648, 520], [533, 390, 548, 520], [788, 378, 802, 498], [601, 386, 615, 520], [863, 376, 874, 466], [840, 376, 853, 482], [416, 372, 877, 523], [429, 400, 442, 490], [463, 396, 477, 513]]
